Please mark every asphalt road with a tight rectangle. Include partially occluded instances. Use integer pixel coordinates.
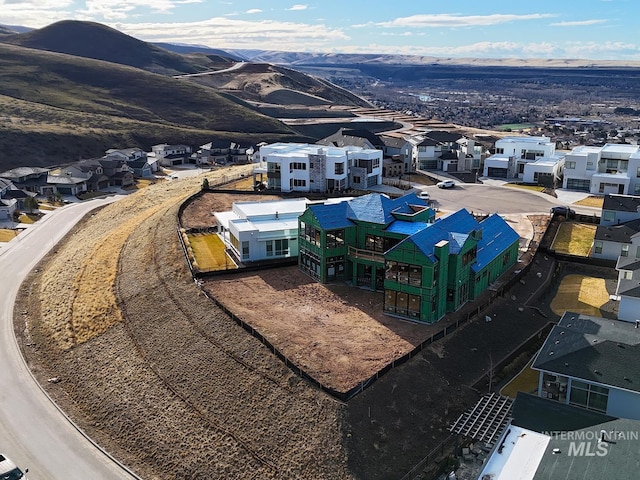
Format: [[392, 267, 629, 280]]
[[420, 183, 596, 215], [0, 197, 139, 480]]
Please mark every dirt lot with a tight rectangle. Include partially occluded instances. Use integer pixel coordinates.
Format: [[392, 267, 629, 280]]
[[14, 167, 608, 480]]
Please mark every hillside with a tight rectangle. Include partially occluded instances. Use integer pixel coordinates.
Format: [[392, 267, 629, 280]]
[[0, 43, 303, 170], [0, 20, 216, 75], [185, 62, 371, 107]]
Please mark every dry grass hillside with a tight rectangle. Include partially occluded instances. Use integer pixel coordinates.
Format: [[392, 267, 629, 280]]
[[16, 166, 350, 479]]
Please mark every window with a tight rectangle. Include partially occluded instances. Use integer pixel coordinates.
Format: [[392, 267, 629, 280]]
[[385, 261, 422, 286], [462, 247, 477, 266], [637, 245, 640, 258], [587, 161, 595, 170], [291, 162, 306, 170], [566, 161, 576, 169], [241, 241, 250, 260], [292, 179, 306, 187], [594, 241, 603, 254], [334, 162, 344, 175], [303, 224, 321, 247], [326, 229, 345, 248], [384, 290, 421, 318], [353, 175, 361, 184], [266, 239, 289, 257], [365, 234, 385, 252], [622, 244, 630, 257], [637, 167, 640, 178], [496, 148, 504, 154], [603, 211, 615, 223], [569, 380, 609, 413]]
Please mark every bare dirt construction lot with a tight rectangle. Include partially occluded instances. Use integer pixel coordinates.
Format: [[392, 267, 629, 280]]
[[14, 166, 582, 480]]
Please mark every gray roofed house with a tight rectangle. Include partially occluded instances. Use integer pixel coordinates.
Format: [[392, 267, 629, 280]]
[[532, 311, 640, 420], [601, 193, 640, 226], [592, 217, 640, 261], [615, 255, 640, 323], [0, 166, 51, 195]]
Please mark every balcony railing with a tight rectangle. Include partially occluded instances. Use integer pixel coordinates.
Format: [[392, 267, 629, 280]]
[[348, 246, 385, 263]]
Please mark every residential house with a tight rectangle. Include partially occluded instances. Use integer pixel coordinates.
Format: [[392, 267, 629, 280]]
[[615, 256, 640, 323], [0, 167, 52, 196], [592, 194, 640, 261], [105, 148, 152, 177], [298, 192, 520, 323], [317, 128, 384, 151], [522, 153, 565, 187], [0, 178, 18, 220], [46, 165, 90, 196], [483, 136, 556, 179], [532, 311, 640, 420], [151, 143, 192, 167], [213, 198, 310, 263], [414, 131, 464, 171], [380, 134, 416, 174], [477, 392, 640, 480], [197, 141, 253, 166], [253, 143, 383, 194], [562, 143, 640, 194]]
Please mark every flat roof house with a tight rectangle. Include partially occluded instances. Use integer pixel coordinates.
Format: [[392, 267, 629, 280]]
[[213, 198, 310, 263], [253, 143, 382, 194], [563, 143, 640, 194], [298, 192, 520, 323]]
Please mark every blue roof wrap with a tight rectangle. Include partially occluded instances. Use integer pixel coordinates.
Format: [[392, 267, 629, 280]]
[[345, 192, 427, 225], [471, 214, 520, 272], [309, 201, 354, 230], [386, 220, 429, 236], [394, 209, 479, 260], [449, 232, 470, 254]]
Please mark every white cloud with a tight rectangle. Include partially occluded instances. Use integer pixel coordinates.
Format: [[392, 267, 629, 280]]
[[286, 4, 307, 11], [0, 0, 75, 26], [246, 8, 262, 14], [114, 17, 349, 51], [79, 0, 201, 20], [551, 19, 607, 27], [370, 13, 556, 29]]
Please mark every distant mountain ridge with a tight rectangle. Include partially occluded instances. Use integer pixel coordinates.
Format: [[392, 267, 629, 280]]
[[0, 20, 213, 75]]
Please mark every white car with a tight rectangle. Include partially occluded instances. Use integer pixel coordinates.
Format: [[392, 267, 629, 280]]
[[418, 190, 430, 200], [436, 179, 455, 189], [0, 453, 28, 479]]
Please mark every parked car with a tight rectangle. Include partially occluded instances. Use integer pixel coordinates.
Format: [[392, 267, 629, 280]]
[[436, 179, 455, 189], [550, 206, 576, 217], [0, 453, 28, 480], [418, 190, 430, 200]]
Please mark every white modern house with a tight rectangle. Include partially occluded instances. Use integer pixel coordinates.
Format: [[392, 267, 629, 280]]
[[483, 136, 556, 179], [522, 153, 565, 186], [562, 143, 640, 194], [532, 311, 640, 420], [252, 143, 382, 194], [213, 198, 309, 263]]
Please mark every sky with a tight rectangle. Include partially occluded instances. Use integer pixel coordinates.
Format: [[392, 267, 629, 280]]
[[1, 0, 640, 61]]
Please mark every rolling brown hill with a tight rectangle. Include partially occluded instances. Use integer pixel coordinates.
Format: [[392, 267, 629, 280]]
[[0, 20, 213, 75], [0, 42, 305, 170]]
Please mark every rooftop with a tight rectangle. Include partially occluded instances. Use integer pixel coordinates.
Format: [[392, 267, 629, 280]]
[[532, 312, 640, 392], [602, 194, 640, 213]]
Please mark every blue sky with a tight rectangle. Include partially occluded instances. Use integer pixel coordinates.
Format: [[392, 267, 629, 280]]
[[1, 0, 639, 60]]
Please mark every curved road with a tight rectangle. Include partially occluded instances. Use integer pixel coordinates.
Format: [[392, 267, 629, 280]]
[[0, 197, 139, 480]]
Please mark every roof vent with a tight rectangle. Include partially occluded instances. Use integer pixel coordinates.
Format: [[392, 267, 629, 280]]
[[594, 370, 602, 375], [549, 351, 554, 356], [624, 376, 631, 382], [552, 448, 561, 455]]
